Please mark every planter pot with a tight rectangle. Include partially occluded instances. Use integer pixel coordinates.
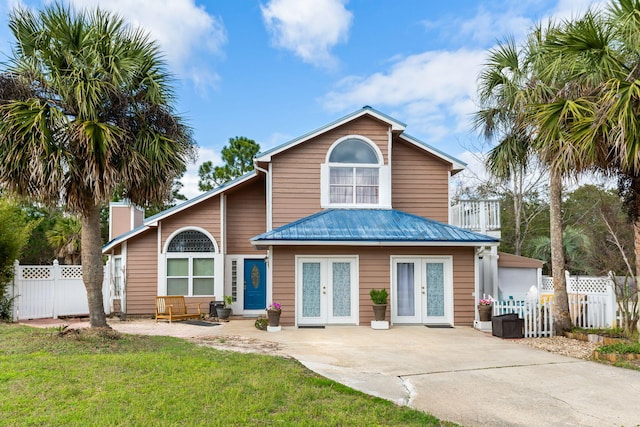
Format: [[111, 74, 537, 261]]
[[217, 307, 231, 320], [372, 304, 387, 321], [267, 309, 281, 327], [478, 304, 492, 321]]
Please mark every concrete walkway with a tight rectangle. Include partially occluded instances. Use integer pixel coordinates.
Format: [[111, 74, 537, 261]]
[[23, 318, 640, 426]]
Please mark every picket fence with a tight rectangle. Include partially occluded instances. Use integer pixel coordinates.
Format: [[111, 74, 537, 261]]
[[492, 273, 617, 337], [8, 260, 111, 321]]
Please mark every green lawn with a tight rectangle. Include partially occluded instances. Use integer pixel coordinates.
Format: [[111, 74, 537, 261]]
[[0, 324, 452, 426]]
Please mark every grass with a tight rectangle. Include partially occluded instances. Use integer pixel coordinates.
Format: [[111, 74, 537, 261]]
[[0, 324, 451, 426], [597, 341, 640, 355]]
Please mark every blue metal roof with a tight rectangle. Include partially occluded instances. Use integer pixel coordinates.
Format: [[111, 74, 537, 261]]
[[251, 209, 499, 244]]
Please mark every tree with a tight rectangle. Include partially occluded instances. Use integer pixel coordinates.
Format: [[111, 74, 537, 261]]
[[47, 215, 82, 265], [474, 31, 575, 333], [0, 197, 33, 320], [198, 136, 260, 191], [0, 5, 195, 328], [533, 0, 640, 338]]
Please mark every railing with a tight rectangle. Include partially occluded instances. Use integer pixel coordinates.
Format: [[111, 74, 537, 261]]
[[493, 299, 553, 337], [450, 200, 500, 233]]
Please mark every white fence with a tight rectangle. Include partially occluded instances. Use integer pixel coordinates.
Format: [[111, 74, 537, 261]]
[[8, 260, 111, 321], [492, 272, 617, 337], [540, 272, 616, 329], [493, 300, 553, 338]]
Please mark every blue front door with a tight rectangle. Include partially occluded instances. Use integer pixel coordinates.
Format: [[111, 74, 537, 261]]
[[244, 259, 266, 310]]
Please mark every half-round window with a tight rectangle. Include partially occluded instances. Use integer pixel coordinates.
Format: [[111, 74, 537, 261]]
[[327, 138, 380, 205], [167, 230, 215, 253], [328, 138, 379, 164]]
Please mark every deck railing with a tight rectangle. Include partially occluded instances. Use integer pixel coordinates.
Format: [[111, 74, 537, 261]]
[[450, 200, 500, 233]]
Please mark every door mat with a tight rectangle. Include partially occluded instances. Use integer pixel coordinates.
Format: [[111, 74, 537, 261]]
[[425, 324, 454, 328], [298, 325, 325, 329], [184, 321, 221, 327]]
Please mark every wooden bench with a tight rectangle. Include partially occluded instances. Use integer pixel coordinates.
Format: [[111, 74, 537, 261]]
[[155, 296, 202, 323]]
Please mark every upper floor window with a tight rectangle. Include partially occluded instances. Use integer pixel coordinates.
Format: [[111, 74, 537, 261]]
[[321, 136, 390, 208]]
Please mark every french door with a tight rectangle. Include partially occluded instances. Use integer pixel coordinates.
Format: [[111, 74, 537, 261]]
[[392, 257, 453, 325], [296, 257, 358, 325]]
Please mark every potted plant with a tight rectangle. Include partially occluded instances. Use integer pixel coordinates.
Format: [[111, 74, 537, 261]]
[[478, 298, 493, 321], [266, 302, 282, 326], [217, 295, 233, 320], [370, 289, 388, 321]]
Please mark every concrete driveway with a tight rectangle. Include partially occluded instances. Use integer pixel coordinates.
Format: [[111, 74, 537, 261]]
[[24, 318, 640, 426]]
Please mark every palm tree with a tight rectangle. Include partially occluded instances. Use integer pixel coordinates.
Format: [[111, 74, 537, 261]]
[[475, 31, 575, 333], [0, 4, 195, 328], [534, 0, 640, 337], [46, 216, 82, 265]]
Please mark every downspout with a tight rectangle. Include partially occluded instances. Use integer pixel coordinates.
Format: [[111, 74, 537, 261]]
[[254, 161, 272, 231]]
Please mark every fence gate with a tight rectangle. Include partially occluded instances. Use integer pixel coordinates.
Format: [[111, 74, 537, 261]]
[[9, 260, 110, 321]]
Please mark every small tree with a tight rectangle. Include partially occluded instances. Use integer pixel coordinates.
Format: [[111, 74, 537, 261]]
[[0, 197, 33, 320], [198, 136, 260, 191]]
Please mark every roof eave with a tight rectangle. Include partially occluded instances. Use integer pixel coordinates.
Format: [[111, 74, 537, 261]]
[[399, 134, 466, 173], [250, 239, 499, 248], [255, 107, 406, 162]]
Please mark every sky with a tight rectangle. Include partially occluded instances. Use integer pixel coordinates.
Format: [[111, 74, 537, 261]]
[[0, 0, 606, 199]]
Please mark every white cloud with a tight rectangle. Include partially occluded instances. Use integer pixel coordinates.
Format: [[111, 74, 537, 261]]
[[67, 0, 226, 87], [261, 0, 352, 68], [181, 146, 221, 200], [322, 49, 486, 142]]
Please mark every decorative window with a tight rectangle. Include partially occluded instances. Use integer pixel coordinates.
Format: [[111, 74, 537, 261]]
[[321, 136, 390, 208], [166, 230, 216, 296]]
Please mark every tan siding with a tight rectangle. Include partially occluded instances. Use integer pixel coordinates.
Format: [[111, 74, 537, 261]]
[[226, 177, 268, 255], [272, 116, 390, 227], [125, 230, 158, 315], [161, 196, 221, 251], [272, 246, 475, 326], [392, 139, 450, 222], [110, 206, 132, 240]]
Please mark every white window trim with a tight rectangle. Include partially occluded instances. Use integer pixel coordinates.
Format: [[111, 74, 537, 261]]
[[160, 226, 224, 298], [321, 135, 391, 209]]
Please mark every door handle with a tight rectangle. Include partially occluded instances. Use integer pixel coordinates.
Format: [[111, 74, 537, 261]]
[[421, 286, 426, 295], [322, 285, 327, 295]]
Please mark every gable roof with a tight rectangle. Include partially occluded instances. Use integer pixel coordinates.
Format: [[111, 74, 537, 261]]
[[102, 171, 258, 253], [255, 106, 406, 162], [250, 209, 499, 247]]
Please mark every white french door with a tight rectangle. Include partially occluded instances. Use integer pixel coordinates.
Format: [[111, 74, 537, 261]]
[[296, 256, 358, 325], [392, 256, 453, 325]]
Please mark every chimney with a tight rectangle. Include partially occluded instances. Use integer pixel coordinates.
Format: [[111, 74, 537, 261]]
[[109, 201, 145, 241]]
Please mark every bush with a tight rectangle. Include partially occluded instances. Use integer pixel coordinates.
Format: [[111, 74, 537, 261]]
[[370, 289, 389, 304], [0, 293, 15, 321]]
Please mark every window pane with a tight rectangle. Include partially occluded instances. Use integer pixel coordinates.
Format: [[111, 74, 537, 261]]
[[193, 258, 214, 276], [167, 278, 188, 295], [397, 263, 415, 316], [167, 230, 215, 252], [167, 258, 188, 276], [328, 139, 378, 163], [356, 186, 379, 204], [355, 168, 378, 185], [332, 262, 351, 317], [426, 263, 445, 316], [330, 167, 352, 184], [193, 278, 215, 295], [302, 262, 321, 317], [330, 186, 353, 203]]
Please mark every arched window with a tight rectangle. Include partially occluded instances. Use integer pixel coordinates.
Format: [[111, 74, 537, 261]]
[[166, 230, 216, 296], [327, 137, 381, 205]]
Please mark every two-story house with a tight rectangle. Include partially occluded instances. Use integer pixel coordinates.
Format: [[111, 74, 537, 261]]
[[103, 107, 499, 327]]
